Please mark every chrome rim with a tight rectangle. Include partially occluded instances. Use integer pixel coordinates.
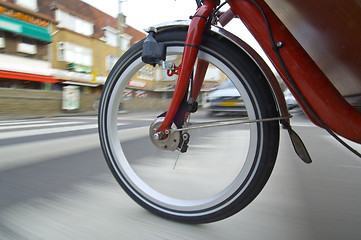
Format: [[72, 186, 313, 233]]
[[103, 46, 263, 214]]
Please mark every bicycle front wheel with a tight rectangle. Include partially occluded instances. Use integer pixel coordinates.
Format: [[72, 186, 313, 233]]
[[98, 28, 279, 223]]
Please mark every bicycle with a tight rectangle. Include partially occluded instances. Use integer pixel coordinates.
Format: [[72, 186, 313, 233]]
[[98, 0, 361, 223]]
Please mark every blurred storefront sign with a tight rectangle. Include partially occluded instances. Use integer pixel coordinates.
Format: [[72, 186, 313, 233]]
[[0, 4, 50, 27], [128, 80, 147, 88], [0, 70, 57, 83], [0, 14, 51, 42], [67, 63, 91, 74], [51, 69, 106, 85]]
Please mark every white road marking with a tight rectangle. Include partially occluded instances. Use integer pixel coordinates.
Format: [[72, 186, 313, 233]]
[[0, 126, 148, 171], [0, 124, 99, 140], [0, 121, 82, 131], [0, 120, 53, 126]]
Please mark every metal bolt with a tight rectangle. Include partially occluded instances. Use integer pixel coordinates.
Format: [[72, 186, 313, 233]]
[[145, 26, 157, 33], [153, 131, 164, 140], [276, 41, 284, 48], [182, 133, 189, 141]]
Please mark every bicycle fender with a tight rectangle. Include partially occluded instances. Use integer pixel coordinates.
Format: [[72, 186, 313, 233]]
[[148, 20, 290, 121]]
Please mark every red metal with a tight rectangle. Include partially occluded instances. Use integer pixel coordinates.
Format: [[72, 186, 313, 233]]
[[157, 0, 218, 135], [183, 59, 210, 123], [192, 59, 209, 100], [229, 0, 361, 143], [167, 66, 180, 77]]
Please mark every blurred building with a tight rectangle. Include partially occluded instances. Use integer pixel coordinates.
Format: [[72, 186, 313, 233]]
[[0, 0, 145, 93], [39, 0, 145, 93], [0, 0, 57, 89], [0, 0, 223, 115], [123, 58, 224, 106]]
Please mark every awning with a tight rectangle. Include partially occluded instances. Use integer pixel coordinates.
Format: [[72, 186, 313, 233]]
[[0, 14, 51, 42], [0, 70, 58, 83]]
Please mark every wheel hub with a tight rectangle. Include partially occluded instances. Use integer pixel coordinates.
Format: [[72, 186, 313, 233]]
[[149, 117, 180, 151]]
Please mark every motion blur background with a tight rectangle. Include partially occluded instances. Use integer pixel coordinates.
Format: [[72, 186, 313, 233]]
[[0, 1, 361, 239]]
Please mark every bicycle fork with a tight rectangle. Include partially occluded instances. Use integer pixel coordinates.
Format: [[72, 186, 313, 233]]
[[143, 0, 218, 139]]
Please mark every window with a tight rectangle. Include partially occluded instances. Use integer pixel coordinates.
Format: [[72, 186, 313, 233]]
[[82, 21, 93, 36], [0, 32, 5, 48], [106, 54, 117, 71], [57, 42, 65, 61], [16, 0, 38, 11], [55, 10, 93, 36], [17, 37, 36, 54], [103, 27, 119, 47], [120, 34, 132, 51], [57, 42, 92, 66]]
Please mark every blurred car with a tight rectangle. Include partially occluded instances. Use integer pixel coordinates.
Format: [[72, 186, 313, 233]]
[[206, 80, 247, 115], [284, 89, 298, 110]]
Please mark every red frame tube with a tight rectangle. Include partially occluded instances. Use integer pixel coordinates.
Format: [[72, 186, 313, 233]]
[[157, 0, 361, 144], [229, 0, 361, 143], [192, 59, 209, 100], [157, 0, 218, 134]]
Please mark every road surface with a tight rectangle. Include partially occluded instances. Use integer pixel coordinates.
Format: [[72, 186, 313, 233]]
[[0, 111, 360, 240]]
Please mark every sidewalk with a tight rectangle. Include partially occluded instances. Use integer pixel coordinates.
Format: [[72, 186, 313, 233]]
[[0, 109, 133, 121], [0, 111, 98, 121]]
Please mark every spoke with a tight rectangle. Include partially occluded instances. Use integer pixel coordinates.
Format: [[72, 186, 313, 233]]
[[171, 116, 290, 132]]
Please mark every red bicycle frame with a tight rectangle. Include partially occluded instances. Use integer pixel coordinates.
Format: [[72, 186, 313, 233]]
[[156, 0, 217, 134], [158, 0, 361, 144]]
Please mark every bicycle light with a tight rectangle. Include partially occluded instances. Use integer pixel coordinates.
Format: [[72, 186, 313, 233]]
[[142, 27, 166, 66]]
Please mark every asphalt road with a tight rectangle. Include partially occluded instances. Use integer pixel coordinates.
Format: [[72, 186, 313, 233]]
[[0, 111, 360, 240]]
